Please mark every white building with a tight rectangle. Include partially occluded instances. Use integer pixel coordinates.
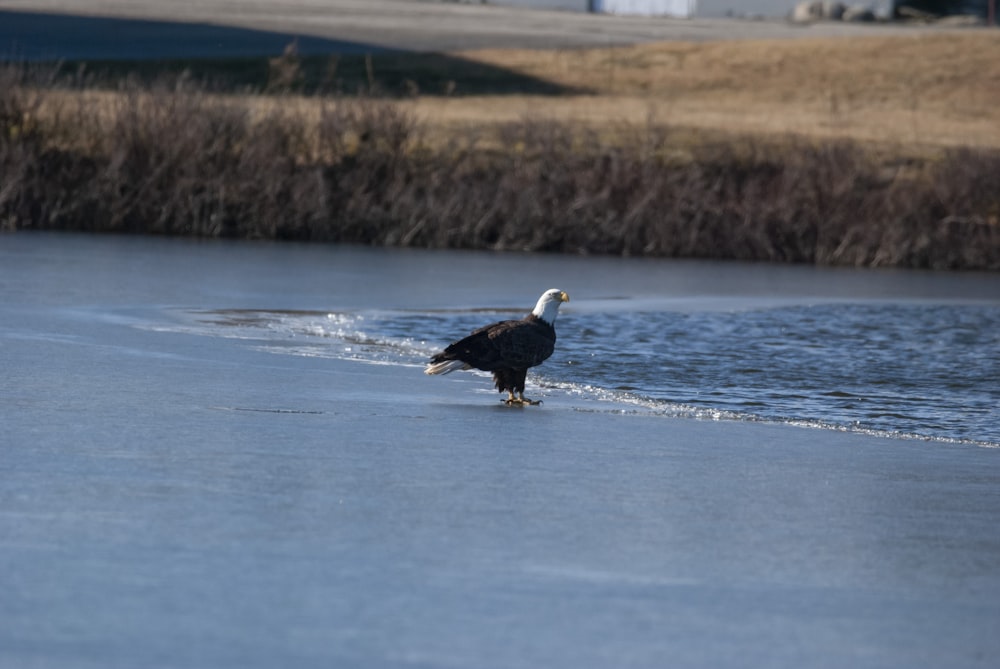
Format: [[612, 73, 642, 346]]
[[595, 0, 699, 16]]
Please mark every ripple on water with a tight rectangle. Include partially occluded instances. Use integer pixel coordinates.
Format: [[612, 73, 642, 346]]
[[185, 302, 1000, 447]]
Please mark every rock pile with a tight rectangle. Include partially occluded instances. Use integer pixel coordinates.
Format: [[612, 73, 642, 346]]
[[789, 1, 988, 24]]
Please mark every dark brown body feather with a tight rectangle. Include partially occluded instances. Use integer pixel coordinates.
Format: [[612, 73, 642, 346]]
[[430, 314, 557, 395]]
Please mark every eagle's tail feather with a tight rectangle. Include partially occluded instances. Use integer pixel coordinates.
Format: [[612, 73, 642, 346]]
[[424, 359, 471, 375]]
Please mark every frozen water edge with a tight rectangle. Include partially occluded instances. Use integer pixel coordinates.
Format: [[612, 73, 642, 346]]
[[178, 305, 1000, 449]]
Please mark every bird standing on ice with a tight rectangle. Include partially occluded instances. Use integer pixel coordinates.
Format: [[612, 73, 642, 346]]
[[425, 289, 570, 406]]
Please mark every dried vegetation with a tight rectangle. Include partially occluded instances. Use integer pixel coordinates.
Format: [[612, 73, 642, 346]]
[[2, 31, 1000, 270]]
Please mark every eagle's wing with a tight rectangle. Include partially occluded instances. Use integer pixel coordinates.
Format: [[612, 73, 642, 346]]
[[442, 320, 554, 371], [436, 321, 508, 370], [487, 320, 555, 369]]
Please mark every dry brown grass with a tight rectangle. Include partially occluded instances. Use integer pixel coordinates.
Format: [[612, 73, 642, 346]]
[[413, 32, 1000, 151], [28, 32, 1000, 153]]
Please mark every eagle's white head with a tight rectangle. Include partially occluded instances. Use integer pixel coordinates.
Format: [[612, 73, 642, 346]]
[[532, 288, 570, 325]]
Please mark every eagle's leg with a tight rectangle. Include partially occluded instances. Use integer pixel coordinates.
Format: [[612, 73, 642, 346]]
[[503, 390, 524, 407]]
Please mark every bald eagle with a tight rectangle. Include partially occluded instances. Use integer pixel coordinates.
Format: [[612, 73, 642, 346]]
[[425, 289, 570, 406]]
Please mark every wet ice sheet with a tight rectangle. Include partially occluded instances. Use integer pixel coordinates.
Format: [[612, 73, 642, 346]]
[[2, 233, 1000, 668]]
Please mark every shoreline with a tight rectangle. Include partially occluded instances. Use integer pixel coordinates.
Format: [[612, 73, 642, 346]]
[[3, 72, 998, 271]]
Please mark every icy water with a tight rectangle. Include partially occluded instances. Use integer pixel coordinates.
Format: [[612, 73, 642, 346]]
[[201, 300, 1000, 446], [6, 233, 997, 446], [155, 252, 1000, 447], [3, 233, 1000, 669]]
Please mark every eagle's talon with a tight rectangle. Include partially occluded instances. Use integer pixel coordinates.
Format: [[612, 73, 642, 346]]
[[503, 394, 541, 407]]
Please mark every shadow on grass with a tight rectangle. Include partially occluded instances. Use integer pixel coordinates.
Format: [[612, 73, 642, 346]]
[[0, 10, 584, 97]]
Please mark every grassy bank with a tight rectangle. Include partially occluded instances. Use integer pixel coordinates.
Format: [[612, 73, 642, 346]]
[[2, 40, 999, 269]]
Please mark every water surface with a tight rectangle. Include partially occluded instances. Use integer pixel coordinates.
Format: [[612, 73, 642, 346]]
[[3, 233, 999, 669], [119, 239, 999, 446], [205, 300, 996, 445]]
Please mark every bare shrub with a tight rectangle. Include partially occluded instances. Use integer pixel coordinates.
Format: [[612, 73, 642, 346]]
[[1, 65, 998, 270]]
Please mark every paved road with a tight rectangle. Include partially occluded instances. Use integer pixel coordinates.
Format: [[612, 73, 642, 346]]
[[0, 0, 953, 60]]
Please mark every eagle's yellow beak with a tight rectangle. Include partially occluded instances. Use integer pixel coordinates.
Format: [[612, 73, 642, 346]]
[[559, 291, 570, 303]]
